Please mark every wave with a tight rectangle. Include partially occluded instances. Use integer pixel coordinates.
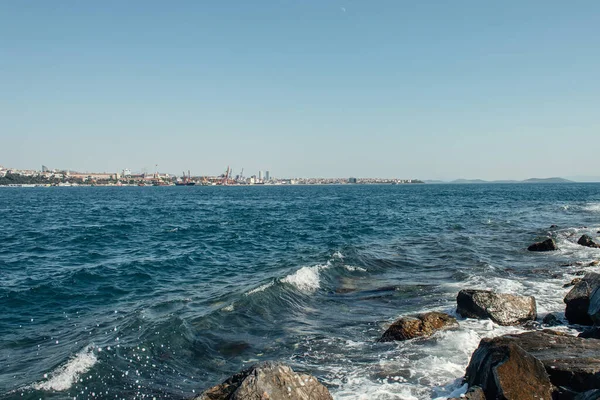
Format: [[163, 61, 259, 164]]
[[581, 202, 600, 213], [33, 345, 97, 391], [281, 264, 326, 292]]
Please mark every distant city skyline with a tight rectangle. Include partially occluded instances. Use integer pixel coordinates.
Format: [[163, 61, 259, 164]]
[[2, 2, 599, 180]]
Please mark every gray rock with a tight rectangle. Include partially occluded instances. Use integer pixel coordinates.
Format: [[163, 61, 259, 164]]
[[528, 238, 558, 251], [194, 362, 333, 400], [378, 311, 458, 342], [564, 273, 600, 325], [578, 235, 600, 248], [464, 335, 554, 400], [457, 289, 537, 326]]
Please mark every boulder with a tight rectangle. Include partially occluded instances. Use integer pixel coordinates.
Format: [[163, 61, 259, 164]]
[[590, 260, 600, 267], [194, 362, 333, 400], [463, 331, 600, 398], [528, 238, 558, 252], [378, 311, 458, 342], [464, 336, 554, 400], [564, 273, 600, 325], [503, 331, 600, 393], [542, 313, 561, 326], [456, 289, 537, 326], [578, 235, 600, 248]]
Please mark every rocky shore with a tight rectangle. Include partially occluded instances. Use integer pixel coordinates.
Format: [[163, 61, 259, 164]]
[[193, 231, 600, 400]]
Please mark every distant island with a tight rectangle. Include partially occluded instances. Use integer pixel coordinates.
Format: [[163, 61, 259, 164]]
[[425, 177, 574, 184]]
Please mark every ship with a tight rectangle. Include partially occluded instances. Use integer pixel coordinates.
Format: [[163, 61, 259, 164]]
[[175, 170, 196, 186]]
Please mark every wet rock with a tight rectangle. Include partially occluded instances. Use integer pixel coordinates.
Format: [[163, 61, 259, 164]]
[[194, 361, 333, 400], [550, 225, 559, 229], [564, 273, 600, 325], [503, 331, 600, 392], [378, 311, 458, 342], [590, 260, 600, 267], [578, 235, 600, 248], [542, 313, 561, 326], [565, 278, 583, 288], [588, 287, 600, 325], [528, 238, 558, 251], [456, 289, 537, 326], [464, 336, 554, 400], [448, 386, 485, 400], [579, 327, 600, 339]]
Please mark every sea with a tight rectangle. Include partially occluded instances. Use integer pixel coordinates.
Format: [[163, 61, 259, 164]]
[[1, 183, 600, 400]]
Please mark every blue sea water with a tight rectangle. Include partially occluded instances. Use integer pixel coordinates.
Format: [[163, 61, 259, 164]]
[[1, 183, 599, 400]]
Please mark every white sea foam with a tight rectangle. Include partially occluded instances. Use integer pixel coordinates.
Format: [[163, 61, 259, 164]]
[[33, 346, 97, 391], [281, 265, 326, 292], [344, 265, 367, 272], [222, 304, 234, 312], [246, 281, 275, 295], [582, 202, 600, 213], [332, 251, 345, 260]]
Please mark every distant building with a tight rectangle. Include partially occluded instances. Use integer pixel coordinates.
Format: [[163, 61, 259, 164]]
[[348, 177, 357, 184], [265, 171, 270, 181], [123, 168, 131, 177], [42, 165, 49, 172], [258, 171, 263, 181]]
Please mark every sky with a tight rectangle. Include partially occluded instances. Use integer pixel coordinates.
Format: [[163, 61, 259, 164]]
[[1, 1, 599, 180]]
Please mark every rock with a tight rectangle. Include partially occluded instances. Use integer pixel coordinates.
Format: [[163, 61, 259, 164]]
[[194, 361, 333, 400], [565, 278, 583, 288], [564, 273, 600, 325], [574, 389, 600, 400], [528, 238, 558, 251], [456, 289, 537, 326], [542, 313, 561, 326], [522, 320, 542, 330], [588, 287, 600, 325], [578, 235, 600, 248], [464, 335, 554, 400], [378, 311, 458, 342], [579, 327, 600, 339], [503, 331, 600, 392], [550, 225, 559, 229], [448, 386, 486, 400], [590, 260, 600, 267]]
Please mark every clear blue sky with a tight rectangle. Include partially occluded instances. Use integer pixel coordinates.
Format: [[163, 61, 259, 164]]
[[1, 1, 599, 180]]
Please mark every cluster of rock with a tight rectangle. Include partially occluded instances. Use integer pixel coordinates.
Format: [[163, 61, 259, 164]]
[[193, 231, 600, 400], [527, 232, 600, 252]]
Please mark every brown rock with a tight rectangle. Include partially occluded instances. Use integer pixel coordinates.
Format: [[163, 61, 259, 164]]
[[503, 331, 600, 392], [378, 311, 458, 342], [564, 278, 583, 288], [194, 362, 333, 400], [464, 336, 554, 400]]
